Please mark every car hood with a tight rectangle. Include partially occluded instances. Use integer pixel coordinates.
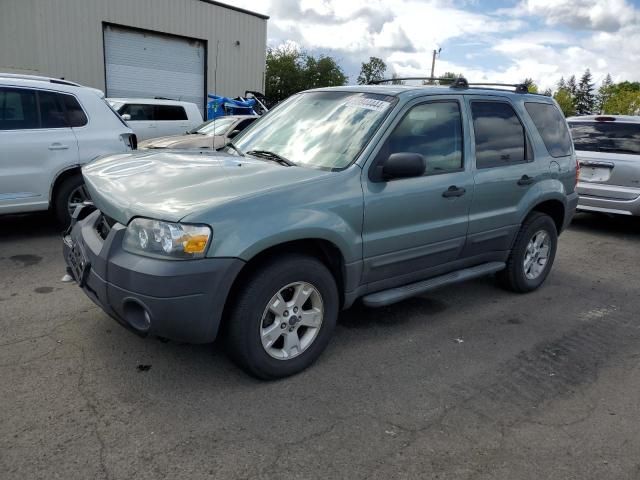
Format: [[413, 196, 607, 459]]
[[138, 134, 226, 149], [82, 150, 331, 224]]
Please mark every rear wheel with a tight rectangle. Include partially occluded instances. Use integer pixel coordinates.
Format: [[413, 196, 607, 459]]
[[226, 255, 339, 379], [54, 174, 91, 228], [498, 212, 558, 293]]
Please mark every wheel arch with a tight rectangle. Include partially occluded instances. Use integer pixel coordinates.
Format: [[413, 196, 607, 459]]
[[527, 198, 566, 234], [50, 165, 82, 205], [221, 238, 348, 331]]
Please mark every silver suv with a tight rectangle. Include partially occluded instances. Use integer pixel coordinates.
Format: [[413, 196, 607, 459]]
[[0, 73, 136, 226], [568, 115, 640, 216]]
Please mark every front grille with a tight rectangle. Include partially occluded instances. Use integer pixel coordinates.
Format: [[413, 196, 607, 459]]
[[96, 214, 116, 240]]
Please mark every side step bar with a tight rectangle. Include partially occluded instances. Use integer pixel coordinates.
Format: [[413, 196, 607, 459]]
[[362, 262, 506, 308]]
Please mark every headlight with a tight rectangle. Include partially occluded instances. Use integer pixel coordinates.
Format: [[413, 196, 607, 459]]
[[123, 218, 212, 259]]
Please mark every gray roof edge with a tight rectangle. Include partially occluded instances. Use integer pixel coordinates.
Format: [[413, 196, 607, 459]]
[[198, 0, 269, 20]]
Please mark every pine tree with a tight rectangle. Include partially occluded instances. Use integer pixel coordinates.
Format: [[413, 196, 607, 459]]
[[575, 69, 596, 115], [597, 73, 613, 114], [567, 75, 578, 96], [557, 77, 566, 90]]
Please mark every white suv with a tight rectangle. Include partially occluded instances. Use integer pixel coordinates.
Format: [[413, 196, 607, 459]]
[[107, 98, 203, 141], [0, 73, 136, 225]]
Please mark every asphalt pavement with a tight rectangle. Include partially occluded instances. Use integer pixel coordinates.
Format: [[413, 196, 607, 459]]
[[1, 211, 639, 479]]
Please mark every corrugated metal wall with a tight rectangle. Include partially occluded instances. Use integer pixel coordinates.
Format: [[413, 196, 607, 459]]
[[0, 0, 267, 98]]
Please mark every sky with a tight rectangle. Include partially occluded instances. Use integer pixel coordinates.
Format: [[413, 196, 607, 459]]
[[226, 0, 640, 90]]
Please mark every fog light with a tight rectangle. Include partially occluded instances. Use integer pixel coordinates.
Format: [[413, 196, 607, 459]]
[[122, 300, 151, 332]]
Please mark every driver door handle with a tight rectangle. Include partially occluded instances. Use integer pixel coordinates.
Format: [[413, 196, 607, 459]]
[[48, 143, 69, 151], [517, 175, 535, 186], [442, 185, 466, 198]]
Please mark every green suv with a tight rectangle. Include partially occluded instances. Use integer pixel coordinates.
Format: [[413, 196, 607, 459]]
[[64, 79, 578, 379]]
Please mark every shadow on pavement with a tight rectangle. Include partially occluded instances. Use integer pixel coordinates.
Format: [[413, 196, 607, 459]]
[[0, 212, 61, 241], [569, 211, 640, 238]]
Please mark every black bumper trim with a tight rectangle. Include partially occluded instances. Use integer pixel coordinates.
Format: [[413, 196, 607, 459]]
[[63, 208, 245, 344]]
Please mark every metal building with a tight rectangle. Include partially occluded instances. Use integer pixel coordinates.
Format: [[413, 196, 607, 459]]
[[0, 0, 268, 113]]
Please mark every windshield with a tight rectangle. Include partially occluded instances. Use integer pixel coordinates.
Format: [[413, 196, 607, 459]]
[[193, 117, 237, 135], [233, 91, 396, 170], [570, 122, 640, 155]]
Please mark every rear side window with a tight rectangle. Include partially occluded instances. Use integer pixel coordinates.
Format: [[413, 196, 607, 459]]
[[154, 105, 187, 121], [569, 122, 640, 155], [471, 101, 528, 168], [38, 91, 68, 128], [59, 94, 88, 127], [525, 102, 572, 157], [0, 87, 38, 130], [382, 101, 464, 175], [119, 104, 154, 121]]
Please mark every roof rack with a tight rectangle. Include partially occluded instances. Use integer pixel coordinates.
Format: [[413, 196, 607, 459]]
[[0, 73, 81, 87], [369, 76, 530, 93]]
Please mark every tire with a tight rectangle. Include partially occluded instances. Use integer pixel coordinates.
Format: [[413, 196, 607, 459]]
[[53, 174, 90, 228], [226, 254, 339, 379], [497, 212, 558, 293]]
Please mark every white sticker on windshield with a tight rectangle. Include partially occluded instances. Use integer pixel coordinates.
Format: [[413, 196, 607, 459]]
[[344, 97, 391, 112]]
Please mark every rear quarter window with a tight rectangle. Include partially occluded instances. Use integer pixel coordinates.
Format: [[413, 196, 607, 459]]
[[525, 102, 572, 157], [569, 122, 640, 155], [59, 93, 88, 127], [154, 105, 187, 121]]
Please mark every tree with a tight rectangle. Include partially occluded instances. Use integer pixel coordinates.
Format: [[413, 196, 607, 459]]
[[575, 69, 596, 115], [303, 55, 348, 90], [437, 71, 463, 85], [522, 78, 539, 93], [597, 73, 613, 113], [557, 77, 566, 90], [554, 88, 576, 117], [265, 45, 305, 102], [602, 81, 640, 115], [357, 57, 387, 85], [567, 75, 578, 97], [265, 45, 347, 102], [391, 72, 405, 85], [542, 88, 553, 97]]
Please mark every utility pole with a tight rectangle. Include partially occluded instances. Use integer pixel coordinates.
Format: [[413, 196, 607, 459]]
[[430, 48, 442, 83]]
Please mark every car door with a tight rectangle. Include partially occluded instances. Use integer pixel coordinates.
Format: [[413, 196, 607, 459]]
[[0, 86, 78, 213], [461, 96, 546, 257], [120, 103, 156, 141], [361, 97, 473, 288]]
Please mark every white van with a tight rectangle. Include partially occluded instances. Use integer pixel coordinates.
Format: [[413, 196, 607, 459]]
[[0, 73, 136, 225], [107, 98, 203, 141]]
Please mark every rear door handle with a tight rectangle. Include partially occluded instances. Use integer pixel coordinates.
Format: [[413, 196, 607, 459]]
[[517, 175, 535, 186], [442, 185, 466, 198], [48, 143, 69, 150]]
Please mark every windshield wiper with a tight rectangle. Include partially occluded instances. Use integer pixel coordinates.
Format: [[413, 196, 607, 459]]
[[246, 150, 296, 167]]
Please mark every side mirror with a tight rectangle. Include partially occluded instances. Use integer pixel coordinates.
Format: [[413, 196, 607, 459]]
[[381, 152, 426, 180], [227, 129, 241, 139], [121, 113, 131, 121]]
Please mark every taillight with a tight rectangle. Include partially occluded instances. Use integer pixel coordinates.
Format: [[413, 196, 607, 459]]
[[575, 157, 580, 186], [121, 133, 138, 150]]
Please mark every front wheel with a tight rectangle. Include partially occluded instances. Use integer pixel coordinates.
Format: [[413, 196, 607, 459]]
[[54, 174, 91, 228], [226, 255, 339, 379], [498, 212, 558, 293]]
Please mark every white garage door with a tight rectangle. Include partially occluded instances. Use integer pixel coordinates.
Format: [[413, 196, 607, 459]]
[[104, 25, 205, 114]]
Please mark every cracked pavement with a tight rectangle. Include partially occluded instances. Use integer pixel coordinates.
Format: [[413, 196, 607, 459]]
[[1, 212, 639, 479]]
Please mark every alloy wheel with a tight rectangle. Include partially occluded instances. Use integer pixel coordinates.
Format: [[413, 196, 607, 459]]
[[260, 281, 324, 360], [523, 229, 551, 280]]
